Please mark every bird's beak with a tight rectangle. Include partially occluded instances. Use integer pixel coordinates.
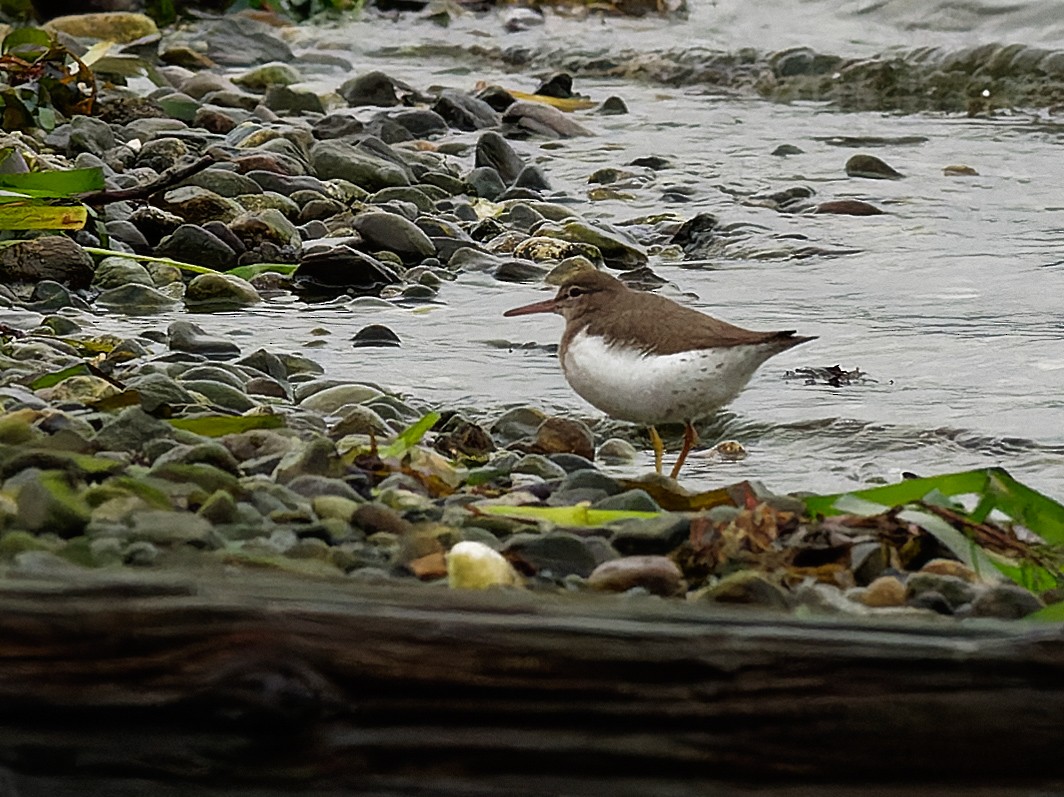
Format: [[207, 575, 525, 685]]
[[503, 297, 558, 317]]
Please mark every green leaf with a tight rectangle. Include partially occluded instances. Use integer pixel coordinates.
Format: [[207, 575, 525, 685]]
[[0, 167, 104, 196], [167, 414, 285, 436], [476, 504, 661, 526], [1028, 601, 1064, 623], [897, 509, 1004, 581], [378, 411, 441, 460], [804, 469, 993, 518], [225, 262, 298, 281], [29, 363, 91, 390], [2, 27, 52, 56], [0, 202, 87, 230]]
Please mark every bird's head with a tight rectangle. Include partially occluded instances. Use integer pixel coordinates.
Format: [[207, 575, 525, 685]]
[[503, 269, 623, 322]]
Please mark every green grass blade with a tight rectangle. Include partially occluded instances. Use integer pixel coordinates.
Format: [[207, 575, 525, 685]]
[[476, 504, 662, 526], [29, 363, 91, 390], [378, 411, 441, 460], [984, 468, 1064, 545], [167, 414, 285, 436], [804, 469, 992, 517], [225, 263, 298, 281], [83, 247, 215, 275]]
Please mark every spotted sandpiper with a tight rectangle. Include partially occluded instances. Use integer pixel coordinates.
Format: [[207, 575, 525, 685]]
[[503, 269, 815, 478]]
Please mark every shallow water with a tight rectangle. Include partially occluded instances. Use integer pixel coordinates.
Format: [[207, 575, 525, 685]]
[[101, 0, 1064, 495]]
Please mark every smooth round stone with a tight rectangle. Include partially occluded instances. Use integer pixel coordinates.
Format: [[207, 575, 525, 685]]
[[330, 405, 391, 437], [313, 112, 365, 140], [855, 576, 907, 608], [125, 372, 198, 409], [351, 211, 435, 263], [155, 224, 238, 269], [185, 273, 261, 309], [105, 221, 150, 252], [300, 383, 384, 414], [491, 406, 548, 446], [168, 320, 241, 359], [96, 283, 181, 313], [238, 349, 288, 380], [845, 153, 904, 179], [264, 85, 325, 115], [511, 454, 567, 481], [609, 514, 690, 555], [593, 489, 660, 513], [446, 540, 521, 590], [69, 115, 115, 156], [696, 570, 791, 608], [597, 437, 638, 465], [245, 376, 289, 399], [533, 417, 594, 461], [338, 70, 404, 107], [229, 208, 301, 249], [179, 365, 247, 390], [153, 441, 241, 473], [37, 375, 119, 405], [179, 71, 238, 99], [286, 474, 361, 501], [587, 555, 683, 597], [501, 532, 600, 578], [136, 136, 189, 172], [182, 168, 263, 198], [161, 186, 243, 225], [310, 140, 411, 191], [233, 61, 303, 89], [465, 166, 506, 200], [92, 407, 175, 453], [351, 324, 401, 348], [247, 170, 329, 196], [558, 469, 622, 496], [905, 572, 978, 609], [235, 192, 300, 220], [969, 584, 1044, 619]]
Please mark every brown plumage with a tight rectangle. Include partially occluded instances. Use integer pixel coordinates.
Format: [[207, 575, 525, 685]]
[[504, 268, 816, 478]]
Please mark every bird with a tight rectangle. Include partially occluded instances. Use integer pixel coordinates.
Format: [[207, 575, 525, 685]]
[[503, 269, 815, 478]]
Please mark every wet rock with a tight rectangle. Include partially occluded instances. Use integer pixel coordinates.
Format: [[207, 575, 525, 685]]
[[229, 208, 301, 251], [182, 168, 263, 199], [502, 101, 593, 138], [96, 283, 181, 313], [475, 131, 525, 185], [273, 436, 343, 483], [265, 86, 325, 115], [353, 502, 412, 537], [588, 555, 683, 596], [908, 591, 953, 615], [198, 15, 294, 67], [540, 219, 647, 269], [93, 407, 175, 454], [293, 245, 401, 297], [155, 224, 238, 269], [594, 489, 660, 513], [167, 320, 240, 359], [491, 406, 547, 445], [161, 186, 243, 225], [339, 71, 409, 107], [845, 154, 904, 179], [91, 256, 153, 290], [447, 540, 521, 589], [609, 514, 689, 555], [125, 372, 198, 411], [351, 211, 435, 263], [944, 164, 979, 177], [814, 200, 885, 216], [129, 205, 184, 246], [970, 584, 1044, 619], [511, 454, 567, 481], [697, 570, 792, 609], [313, 112, 365, 140], [905, 572, 977, 609], [186, 270, 262, 308], [465, 166, 507, 200], [920, 559, 979, 582], [105, 220, 151, 253], [772, 144, 804, 156], [531, 417, 595, 461], [37, 375, 119, 405], [0, 236, 94, 288], [69, 115, 116, 156], [502, 531, 601, 578], [597, 96, 628, 115], [432, 90, 500, 131], [330, 404, 391, 437], [310, 140, 411, 191], [351, 324, 401, 348], [135, 136, 189, 173], [597, 437, 638, 465]]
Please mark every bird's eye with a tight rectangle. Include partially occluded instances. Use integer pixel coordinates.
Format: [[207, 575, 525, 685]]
[[566, 286, 586, 298]]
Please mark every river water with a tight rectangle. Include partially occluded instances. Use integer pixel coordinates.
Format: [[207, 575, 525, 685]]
[[109, 0, 1064, 495]]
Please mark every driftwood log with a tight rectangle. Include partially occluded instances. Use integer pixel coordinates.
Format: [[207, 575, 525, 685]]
[[0, 569, 1062, 796]]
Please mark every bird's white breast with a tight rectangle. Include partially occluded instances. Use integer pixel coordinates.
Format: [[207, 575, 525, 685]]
[[560, 330, 774, 424]]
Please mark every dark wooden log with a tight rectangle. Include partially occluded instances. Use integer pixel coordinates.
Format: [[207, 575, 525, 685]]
[[0, 569, 1062, 796]]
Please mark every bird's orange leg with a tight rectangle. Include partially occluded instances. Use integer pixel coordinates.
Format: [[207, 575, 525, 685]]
[[648, 426, 664, 474], [669, 421, 699, 480]]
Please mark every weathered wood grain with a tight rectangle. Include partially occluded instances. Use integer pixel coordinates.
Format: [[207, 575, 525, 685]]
[[0, 569, 1061, 796]]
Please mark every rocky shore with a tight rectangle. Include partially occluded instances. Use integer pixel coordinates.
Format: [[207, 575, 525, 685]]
[[0, 10, 1053, 621]]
